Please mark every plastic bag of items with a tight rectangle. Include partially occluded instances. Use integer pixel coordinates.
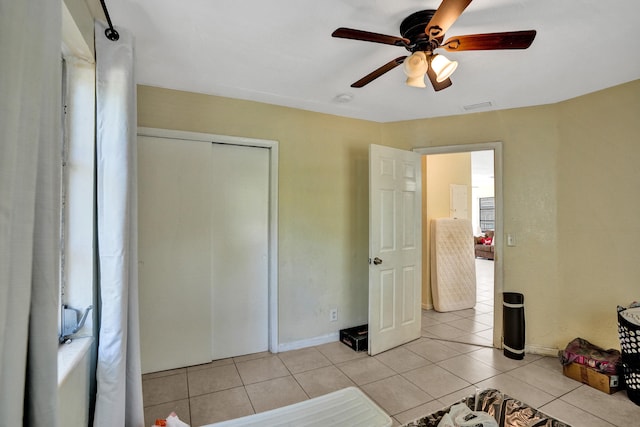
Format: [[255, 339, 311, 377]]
[[436, 402, 497, 427]]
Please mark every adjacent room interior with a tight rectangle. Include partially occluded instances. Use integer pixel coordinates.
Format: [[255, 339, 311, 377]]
[[420, 149, 496, 348]]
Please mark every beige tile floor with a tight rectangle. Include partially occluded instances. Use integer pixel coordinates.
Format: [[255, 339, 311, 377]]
[[421, 258, 495, 348], [142, 260, 640, 426]]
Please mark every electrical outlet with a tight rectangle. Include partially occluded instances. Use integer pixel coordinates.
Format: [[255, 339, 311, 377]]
[[329, 308, 338, 322]]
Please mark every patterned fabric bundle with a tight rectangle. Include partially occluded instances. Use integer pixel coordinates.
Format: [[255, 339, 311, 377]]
[[402, 389, 570, 427], [559, 337, 621, 374]]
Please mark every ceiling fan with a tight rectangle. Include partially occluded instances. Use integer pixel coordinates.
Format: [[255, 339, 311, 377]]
[[331, 0, 536, 91]]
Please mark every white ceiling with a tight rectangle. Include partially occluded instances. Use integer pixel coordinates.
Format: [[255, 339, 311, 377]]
[[104, 0, 640, 123]]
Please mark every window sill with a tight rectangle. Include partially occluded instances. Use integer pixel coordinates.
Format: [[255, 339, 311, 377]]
[[58, 336, 93, 386]]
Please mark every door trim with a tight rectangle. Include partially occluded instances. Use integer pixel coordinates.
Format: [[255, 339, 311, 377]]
[[138, 127, 279, 354], [413, 142, 503, 349]]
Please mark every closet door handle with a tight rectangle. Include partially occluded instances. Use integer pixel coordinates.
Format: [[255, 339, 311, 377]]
[[373, 257, 383, 265]]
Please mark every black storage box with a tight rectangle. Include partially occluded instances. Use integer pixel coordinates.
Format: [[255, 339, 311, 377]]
[[340, 325, 368, 352]]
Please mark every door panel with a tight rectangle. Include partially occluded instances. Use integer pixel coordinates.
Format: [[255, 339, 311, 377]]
[[403, 192, 417, 247], [380, 190, 395, 251], [380, 270, 395, 331], [138, 136, 213, 373], [210, 144, 269, 360], [402, 267, 416, 324], [369, 144, 422, 355]]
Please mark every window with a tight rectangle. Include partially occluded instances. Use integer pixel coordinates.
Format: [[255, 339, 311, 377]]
[[58, 53, 96, 342], [479, 197, 495, 232], [58, 0, 97, 392], [59, 57, 68, 340]]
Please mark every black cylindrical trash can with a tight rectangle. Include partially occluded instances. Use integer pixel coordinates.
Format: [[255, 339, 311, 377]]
[[503, 292, 525, 360]]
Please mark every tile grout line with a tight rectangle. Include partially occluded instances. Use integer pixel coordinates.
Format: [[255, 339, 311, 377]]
[[552, 386, 617, 426], [233, 356, 258, 416], [275, 352, 312, 401], [185, 368, 192, 424]]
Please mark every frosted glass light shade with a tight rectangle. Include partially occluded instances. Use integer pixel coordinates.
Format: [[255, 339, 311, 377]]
[[403, 51, 428, 78], [430, 54, 458, 82], [403, 51, 428, 88], [405, 75, 426, 88]]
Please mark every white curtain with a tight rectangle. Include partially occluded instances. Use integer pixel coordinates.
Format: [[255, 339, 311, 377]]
[[93, 21, 145, 427], [0, 0, 62, 425]]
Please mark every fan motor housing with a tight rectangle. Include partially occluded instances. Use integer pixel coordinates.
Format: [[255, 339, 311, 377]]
[[400, 10, 442, 52]]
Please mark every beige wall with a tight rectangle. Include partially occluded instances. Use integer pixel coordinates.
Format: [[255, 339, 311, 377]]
[[384, 104, 562, 351], [138, 86, 390, 344], [384, 79, 640, 350], [422, 153, 472, 308], [556, 81, 640, 349], [138, 79, 640, 352]]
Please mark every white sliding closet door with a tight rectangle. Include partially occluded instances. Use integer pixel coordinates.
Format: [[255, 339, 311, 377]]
[[138, 136, 269, 373], [211, 144, 269, 360], [138, 136, 213, 373]]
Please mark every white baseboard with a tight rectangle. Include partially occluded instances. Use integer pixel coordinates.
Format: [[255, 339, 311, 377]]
[[277, 334, 558, 358], [525, 345, 559, 357], [277, 332, 339, 353]]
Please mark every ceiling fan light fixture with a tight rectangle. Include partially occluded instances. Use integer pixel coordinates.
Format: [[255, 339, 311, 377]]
[[403, 51, 428, 78], [405, 75, 427, 88], [430, 53, 458, 82], [403, 51, 428, 88]]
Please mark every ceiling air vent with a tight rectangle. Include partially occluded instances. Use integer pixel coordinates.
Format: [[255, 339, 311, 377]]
[[463, 101, 493, 111]]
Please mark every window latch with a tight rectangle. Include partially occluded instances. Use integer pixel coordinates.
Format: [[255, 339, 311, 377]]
[[60, 304, 93, 344]]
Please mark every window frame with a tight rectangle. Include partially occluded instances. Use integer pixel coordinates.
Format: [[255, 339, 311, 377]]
[[59, 10, 96, 343]]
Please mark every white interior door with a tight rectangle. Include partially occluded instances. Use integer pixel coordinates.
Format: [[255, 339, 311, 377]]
[[450, 184, 468, 219], [211, 143, 269, 360], [369, 144, 422, 356]]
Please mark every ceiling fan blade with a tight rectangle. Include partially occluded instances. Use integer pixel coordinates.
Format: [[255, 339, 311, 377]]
[[351, 56, 407, 88], [332, 28, 410, 47], [427, 0, 473, 41], [426, 65, 453, 91], [442, 30, 537, 51]]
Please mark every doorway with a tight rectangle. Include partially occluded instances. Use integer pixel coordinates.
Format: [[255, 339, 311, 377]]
[[415, 143, 503, 349]]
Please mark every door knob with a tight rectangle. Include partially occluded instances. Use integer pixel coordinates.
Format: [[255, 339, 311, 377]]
[[373, 257, 383, 265]]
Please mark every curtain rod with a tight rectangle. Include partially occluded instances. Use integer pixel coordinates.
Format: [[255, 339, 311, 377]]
[[99, 0, 120, 41]]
